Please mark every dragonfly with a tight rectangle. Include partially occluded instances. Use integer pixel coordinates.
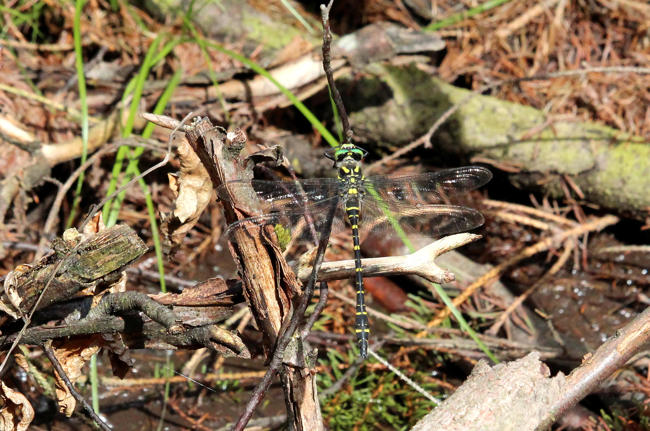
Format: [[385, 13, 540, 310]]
[[218, 142, 492, 358]]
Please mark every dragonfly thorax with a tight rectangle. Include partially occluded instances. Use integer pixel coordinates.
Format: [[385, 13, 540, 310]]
[[333, 144, 366, 181]]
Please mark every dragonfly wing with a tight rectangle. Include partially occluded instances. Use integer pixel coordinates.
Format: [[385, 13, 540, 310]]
[[225, 196, 345, 257], [364, 166, 492, 204], [218, 178, 341, 213], [357, 197, 485, 245]]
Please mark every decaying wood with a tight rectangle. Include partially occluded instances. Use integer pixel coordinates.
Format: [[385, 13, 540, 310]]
[[345, 64, 649, 218], [181, 117, 322, 430], [0, 224, 147, 319], [0, 225, 249, 358], [413, 305, 650, 431]]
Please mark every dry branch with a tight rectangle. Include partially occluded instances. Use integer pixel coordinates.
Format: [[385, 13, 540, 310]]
[[414, 305, 650, 430], [0, 226, 249, 358], [298, 233, 480, 284], [0, 224, 147, 319], [171, 116, 323, 431]]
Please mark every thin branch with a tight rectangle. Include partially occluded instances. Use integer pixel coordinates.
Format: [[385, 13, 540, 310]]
[[539, 305, 650, 428], [43, 341, 113, 431], [301, 281, 329, 339], [298, 233, 480, 284], [320, 0, 351, 142]]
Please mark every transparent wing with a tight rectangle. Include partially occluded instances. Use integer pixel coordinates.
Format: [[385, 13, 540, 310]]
[[221, 166, 490, 259], [224, 194, 484, 264], [224, 196, 345, 258], [363, 166, 492, 204], [217, 178, 341, 213], [356, 197, 485, 244]]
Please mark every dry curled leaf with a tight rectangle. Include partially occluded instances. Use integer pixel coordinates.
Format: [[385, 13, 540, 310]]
[[161, 136, 213, 254], [0, 381, 35, 431], [0, 264, 32, 319], [51, 337, 102, 416]]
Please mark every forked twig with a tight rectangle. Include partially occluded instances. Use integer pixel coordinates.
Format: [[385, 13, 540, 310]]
[[298, 233, 480, 284]]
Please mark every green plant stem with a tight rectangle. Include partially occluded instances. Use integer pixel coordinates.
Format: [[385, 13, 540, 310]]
[[67, 0, 89, 228], [89, 353, 99, 412], [204, 40, 339, 148], [425, 0, 513, 31], [102, 34, 163, 221]]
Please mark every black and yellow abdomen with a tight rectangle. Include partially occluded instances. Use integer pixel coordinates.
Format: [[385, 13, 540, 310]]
[[342, 165, 369, 358]]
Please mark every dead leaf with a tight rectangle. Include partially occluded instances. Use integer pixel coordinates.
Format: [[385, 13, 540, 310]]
[[51, 337, 102, 416], [0, 264, 32, 319], [0, 381, 35, 431], [161, 136, 213, 254]]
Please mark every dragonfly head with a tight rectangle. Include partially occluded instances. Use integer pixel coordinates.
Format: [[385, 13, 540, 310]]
[[325, 143, 368, 170]]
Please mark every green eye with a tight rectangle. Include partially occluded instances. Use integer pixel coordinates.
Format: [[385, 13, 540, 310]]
[[334, 149, 346, 159]]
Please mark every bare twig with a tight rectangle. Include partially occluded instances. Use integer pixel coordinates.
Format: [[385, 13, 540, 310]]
[[299, 233, 480, 284], [320, 0, 351, 142], [301, 281, 329, 339], [483, 199, 576, 227], [43, 341, 113, 431]]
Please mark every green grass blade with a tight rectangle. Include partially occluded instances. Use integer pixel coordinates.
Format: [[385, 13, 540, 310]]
[[425, 0, 513, 31], [115, 67, 183, 293], [429, 282, 499, 362], [89, 351, 99, 412], [103, 34, 163, 221], [203, 39, 339, 148], [280, 0, 316, 34], [142, 67, 183, 139], [66, 0, 90, 228]]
